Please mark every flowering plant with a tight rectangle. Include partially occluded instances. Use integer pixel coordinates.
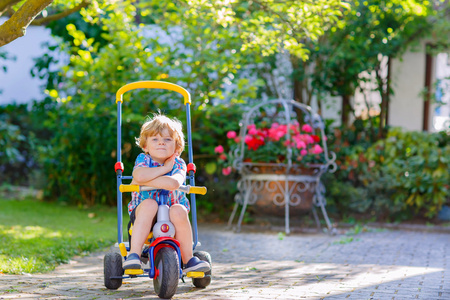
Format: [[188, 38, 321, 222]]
[[215, 120, 325, 176]]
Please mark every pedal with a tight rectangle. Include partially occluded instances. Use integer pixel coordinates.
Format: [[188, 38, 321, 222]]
[[186, 271, 205, 278], [124, 269, 144, 275]]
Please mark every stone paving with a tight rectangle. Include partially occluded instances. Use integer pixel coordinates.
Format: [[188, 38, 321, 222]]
[[0, 223, 449, 299]]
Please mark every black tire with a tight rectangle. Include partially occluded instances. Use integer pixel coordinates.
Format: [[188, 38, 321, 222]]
[[104, 252, 123, 289], [153, 247, 179, 299], [192, 251, 212, 288]]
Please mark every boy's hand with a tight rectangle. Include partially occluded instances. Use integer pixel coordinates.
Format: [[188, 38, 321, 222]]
[[163, 152, 179, 171]]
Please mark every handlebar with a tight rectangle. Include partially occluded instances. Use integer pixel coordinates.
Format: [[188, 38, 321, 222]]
[[119, 184, 207, 195], [188, 186, 207, 195], [115, 81, 191, 105]]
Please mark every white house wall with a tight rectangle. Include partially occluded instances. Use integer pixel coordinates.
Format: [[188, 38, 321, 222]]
[[388, 42, 427, 131], [306, 49, 430, 131], [312, 94, 342, 127], [432, 53, 450, 132], [0, 18, 56, 105]]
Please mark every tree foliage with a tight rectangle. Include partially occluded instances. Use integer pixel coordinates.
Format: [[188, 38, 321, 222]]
[[291, 0, 450, 128], [182, 0, 349, 60], [28, 0, 347, 206]]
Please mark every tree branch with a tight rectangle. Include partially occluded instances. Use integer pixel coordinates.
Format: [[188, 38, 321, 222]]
[[0, 0, 21, 17], [31, 0, 90, 26], [0, 0, 53, 47]]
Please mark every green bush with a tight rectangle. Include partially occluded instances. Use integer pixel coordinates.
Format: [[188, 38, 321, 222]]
[[191, 103, 244, 215], [39, 103, 119, 205], [0, 104, 38, 186], [327, 126, 450, 220], [366, 128, 450, 218]]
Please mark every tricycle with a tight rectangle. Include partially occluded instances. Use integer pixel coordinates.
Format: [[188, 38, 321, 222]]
[[103, 81, 212, 299]]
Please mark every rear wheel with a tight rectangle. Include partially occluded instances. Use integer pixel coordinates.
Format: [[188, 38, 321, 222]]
[[192, 251, 212, 288], [153, 247, 179, 299], [104, 252, 123, 289]]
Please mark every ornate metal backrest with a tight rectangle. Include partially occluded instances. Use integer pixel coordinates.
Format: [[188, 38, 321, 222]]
[[232, 99, 336, 174]]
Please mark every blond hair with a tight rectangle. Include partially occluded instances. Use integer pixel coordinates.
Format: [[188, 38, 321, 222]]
[[136, 114, 185, 155]]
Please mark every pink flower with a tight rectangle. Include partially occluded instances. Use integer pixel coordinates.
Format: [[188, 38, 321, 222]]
[[234, 137, 241, 143], [289, 123, 299, 134], [296, 141, 306, 149], [222, 166, 232, 176], [227, 131, 237, 139], [299, 134, 314, 144], [310, 144, 323, 154], [248, 127, 258, 135], [219, 154, 227, 160], [214, 145, 224, 154], [268, 128, 285, 141], [268, 124, 287, 141], [300, 149, 308, 156], [259, 128, 269, 138], [247, 124, 256, 131], [301, 124, 313, 133]]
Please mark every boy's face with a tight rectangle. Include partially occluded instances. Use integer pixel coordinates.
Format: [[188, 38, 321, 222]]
[[144, 128, 176, 164]]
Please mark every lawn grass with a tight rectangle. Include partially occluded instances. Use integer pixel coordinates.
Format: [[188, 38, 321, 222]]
[[0, 198, 128, 274]]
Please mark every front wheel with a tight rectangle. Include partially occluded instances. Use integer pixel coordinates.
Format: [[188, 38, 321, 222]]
[[153, 247, 179, 299], [192, 251, 212, 288], [104, 252, 123, 289]]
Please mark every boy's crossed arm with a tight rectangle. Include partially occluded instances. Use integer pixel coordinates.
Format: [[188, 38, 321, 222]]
[[133, 172, 185, 191], [132, 153, 186, 191]]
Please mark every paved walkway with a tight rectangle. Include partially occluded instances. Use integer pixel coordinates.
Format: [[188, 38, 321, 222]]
[[0, 223, 449, 299]]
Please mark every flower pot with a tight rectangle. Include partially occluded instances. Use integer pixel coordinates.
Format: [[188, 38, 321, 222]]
[[242, 164, 320, 217]]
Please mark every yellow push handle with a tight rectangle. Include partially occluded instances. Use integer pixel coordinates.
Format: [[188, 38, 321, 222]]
[[189, 186, 207, 195], [119, 184, 140, 193], [116, 81, 191, 105]]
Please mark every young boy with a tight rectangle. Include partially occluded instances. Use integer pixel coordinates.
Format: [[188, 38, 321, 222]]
[[124, 114, 210, 273]]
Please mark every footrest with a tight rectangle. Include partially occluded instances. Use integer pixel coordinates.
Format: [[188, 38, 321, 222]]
[[186, 271, 205, 278], [124, 269, 144, 275]]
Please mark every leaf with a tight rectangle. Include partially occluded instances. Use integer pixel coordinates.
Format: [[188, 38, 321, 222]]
[[405, 194, 415, 205], [205, 162, 217, 175]]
